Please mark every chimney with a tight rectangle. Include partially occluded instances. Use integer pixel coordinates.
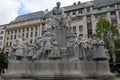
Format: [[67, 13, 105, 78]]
[[78, 1, 81, 4], [73, 2, 76, 5]]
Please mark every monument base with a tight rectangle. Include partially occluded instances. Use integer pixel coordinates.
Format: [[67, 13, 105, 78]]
[[2, 60, 115, 80]]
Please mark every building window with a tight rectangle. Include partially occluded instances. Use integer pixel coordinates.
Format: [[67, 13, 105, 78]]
[[1, 31, 4, 34], [23, 29, 25, 32], [111, 12, 117, 19], [86, 7, 91, 12], [35, 32, 37, 36], [35, 27, 38, 30], [27, 27, 29, 31], [31, 32, 33, 37], [87, 23, 92, 38], [11, 36, 13, 40], [8, 31, 10, 34], [15, 30, 17, 33], [22, 33, 24, 37], [10, 42, 12, 46], [73, 26, 76, 33], [26, 33, 28, 38], [87, 16, 91, 23], [19, 29, 21, 32], [110, 5, 115, 8], [79, 25, 83, 32], [0, 42, 2, 46], [14, 35, 16, 39], [31, 27, 33, 31], [98, 7, 102, 11], [87, 23, 92, 29], [11, 30, 13, 34], [7, 37, 9, 40], [88, 30, 93, 38], [30, 39, 32, 43], [72, 11, 76, 15], [79, 8, 84, 14], [6, 42, 8, 47], [0, 36, 3, 40]]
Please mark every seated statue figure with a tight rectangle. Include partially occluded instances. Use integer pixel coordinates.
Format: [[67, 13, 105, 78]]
[[51, 2, 66, 29]]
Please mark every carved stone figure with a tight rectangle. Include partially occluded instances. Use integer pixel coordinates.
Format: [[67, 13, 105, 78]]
[[49, 35, 61, 59], [10, 36, 24, 60], [23, 41, 35, 60], [51, 2, 66, 29], [66, 36, 75, 60], [93, 39, 108, 60], [78, 36, 86, 60], [33, 37, 44, 60], [42, 31, 56, 59]]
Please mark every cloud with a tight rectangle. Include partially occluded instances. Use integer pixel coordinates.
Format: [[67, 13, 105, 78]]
[[18, 0, 92, 12], [0, 0, 20, 24], [0, 0, 92, 25]]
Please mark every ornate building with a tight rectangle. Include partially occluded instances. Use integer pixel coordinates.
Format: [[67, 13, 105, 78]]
[[0, 25, 6, 51], [3, 0, 120, 54], [4, 11, 44, 54]]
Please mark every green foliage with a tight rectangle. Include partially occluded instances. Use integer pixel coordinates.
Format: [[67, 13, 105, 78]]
[[115, 39, 120, 49], [95, 17, 119, 49], [96, 18, 118, 39], [0, 48, 8, 69]]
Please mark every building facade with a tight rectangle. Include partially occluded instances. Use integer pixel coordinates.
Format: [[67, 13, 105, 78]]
[[4, 11, 44, 54], [0, 25, 6, 51], [3, 0, 120, 54], [63, 0, 120, 39]]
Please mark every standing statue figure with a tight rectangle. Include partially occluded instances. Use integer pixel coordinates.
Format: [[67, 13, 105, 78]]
[[10, 35, 24, 60], [78, 36, 87, 60], [92, 39, 108, 60], [49, 34, 61, 60], [66, 36, 75, 60], [42, 31, 56, 60], [85, 38, 96, 60], [69, 36, 82, 60], [23, 40, 35, 60], [33, 37, 44, 60], [51, 2, 66, 29]]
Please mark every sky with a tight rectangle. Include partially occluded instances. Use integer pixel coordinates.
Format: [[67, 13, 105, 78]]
[[0, 0, 92, 25]]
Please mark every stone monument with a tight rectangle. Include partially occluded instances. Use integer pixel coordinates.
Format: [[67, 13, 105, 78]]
[[2, 2, 115, 80]]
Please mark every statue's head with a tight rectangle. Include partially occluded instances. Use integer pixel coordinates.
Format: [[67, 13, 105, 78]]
[[56, 2, 61, 8]]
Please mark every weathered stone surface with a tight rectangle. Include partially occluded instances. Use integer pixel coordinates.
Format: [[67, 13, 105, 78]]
[[1, 2, 116, 80], [2, 60, 115, 80]]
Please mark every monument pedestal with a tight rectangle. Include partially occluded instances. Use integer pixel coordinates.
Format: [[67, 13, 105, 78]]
[[2, 60, 115, 80]]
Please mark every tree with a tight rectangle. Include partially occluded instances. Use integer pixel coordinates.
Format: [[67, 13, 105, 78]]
[[0, 48, 8, 73], [95, 17, 120, 73]]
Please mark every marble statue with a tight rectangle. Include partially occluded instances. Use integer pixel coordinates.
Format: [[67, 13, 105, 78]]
[[42, 31, 56, 59], [10, 35, 24, 60], [51, 2, 66, 29], [33, 37, 44, 60], [66, 36, 75, 60], [3, 2, 115, 80], [49, 34, 61, 59], [77, 36, 86, 60], [23, 40, 35, 60], [92, 39, 108, 60]]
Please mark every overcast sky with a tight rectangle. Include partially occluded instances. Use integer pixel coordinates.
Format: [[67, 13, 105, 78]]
[[0, 0, 92, 25]]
